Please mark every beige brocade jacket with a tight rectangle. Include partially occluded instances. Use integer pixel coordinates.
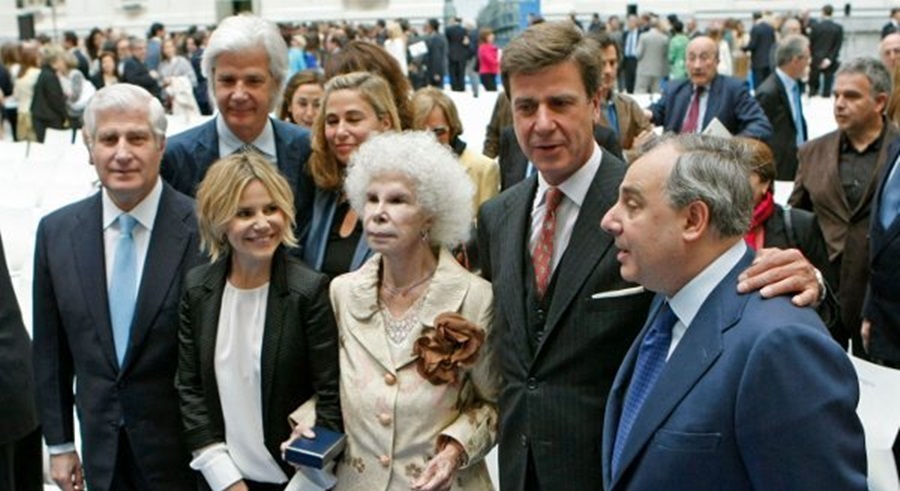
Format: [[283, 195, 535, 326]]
[[329, 248, 500, 491]]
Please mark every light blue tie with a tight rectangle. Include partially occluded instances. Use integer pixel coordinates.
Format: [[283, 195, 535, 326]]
[[792, 83, 806, 146], [109, 214, 138, 366], [612, 301, 677, 476], [880, 162, 900, 229]]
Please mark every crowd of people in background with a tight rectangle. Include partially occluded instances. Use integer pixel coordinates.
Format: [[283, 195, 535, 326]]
[[0, 5, 899, 491]]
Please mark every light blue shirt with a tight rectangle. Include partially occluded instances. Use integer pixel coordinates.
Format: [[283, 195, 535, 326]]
[[666, 240, 748, 359], [216, 115, 277, 164], [776, 68, 802, 125]]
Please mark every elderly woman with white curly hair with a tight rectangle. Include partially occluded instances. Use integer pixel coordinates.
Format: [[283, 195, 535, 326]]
[[286, 131, 500, 491]]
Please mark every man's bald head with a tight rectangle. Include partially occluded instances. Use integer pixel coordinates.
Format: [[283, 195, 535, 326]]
[[881, 33, 900, 69], [686, 36, 720, 87]]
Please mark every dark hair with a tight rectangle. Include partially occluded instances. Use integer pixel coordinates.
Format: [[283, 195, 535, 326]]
[[324, 40, 413, 129], [280, 70, 325, 121], [64, 31, 78, 45], [428, 18, 440, 31], [149, 22, 165, 38], [823, 4, 834, 16], [590, 32, 620, 61]]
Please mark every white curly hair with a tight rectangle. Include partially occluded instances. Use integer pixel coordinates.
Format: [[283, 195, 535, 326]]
[[344, 131, 475, 247]]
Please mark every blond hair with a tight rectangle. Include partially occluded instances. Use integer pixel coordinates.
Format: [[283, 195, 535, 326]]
[[196, 153, 297, 262], [308, 71, 402, 191]]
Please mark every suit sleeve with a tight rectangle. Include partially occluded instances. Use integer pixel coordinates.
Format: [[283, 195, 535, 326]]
[[733, 83, 773, 140], [439, 286, 500, 467], [649, 91, 667, 127], [175, 283, 221, 452], [788, 147, 813, 211], [31, 220, 76, 446], [476, 205, 493, 283], [735, 322, 867, 490], [301, 273, 342, 432]]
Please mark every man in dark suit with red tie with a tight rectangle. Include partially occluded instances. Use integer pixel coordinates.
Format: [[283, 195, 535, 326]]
[[478, 21, 823, 491], [649, 36, 772, 140]]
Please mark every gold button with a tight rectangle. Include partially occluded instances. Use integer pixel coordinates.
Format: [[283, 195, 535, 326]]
[[378, 412, 392, 426], [383, 373, 396, 386], [379, 455, 390, 467]]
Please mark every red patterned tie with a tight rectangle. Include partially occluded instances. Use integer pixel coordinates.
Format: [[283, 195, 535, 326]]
[[681, 86, 704, 134], [533, 187, 564, 299]]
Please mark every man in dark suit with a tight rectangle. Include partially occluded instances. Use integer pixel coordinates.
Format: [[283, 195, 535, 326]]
[[864, 139, 900, 364], [862, 138, 900, 368], [743, 12, 776, 86], [621, 15, 641, 94], [497, 124, 622, 191], [809, 5, 843, 97], [63, 31, 90, 79], [881, 8, 900, 38], [599, 134, 867, 490], [161, 14, 314, 237], [33, 84, 201, 491], [649, 36, 773, 140], [0, 233, 41, 491], [422, 18, 448, 89], [445, 17, 470, 92], [790, 57, 899, 355], [755, 34, 810, 181], [478, 21, 823, 491], [120, 37, 162, 102]]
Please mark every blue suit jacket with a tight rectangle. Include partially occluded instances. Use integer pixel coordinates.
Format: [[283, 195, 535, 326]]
[[161, 117, 315, 235], [32, 183, 203, 491], [602, 248, 866, 491], [650, 75, 773, 140], [864, 138, 900, 364], [301, 188, 372, 273]]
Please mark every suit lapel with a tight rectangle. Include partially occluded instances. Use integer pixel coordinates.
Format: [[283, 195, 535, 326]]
[[535, 153, 620, 361], [671, 82, 690, 133], [71, 194, 119, 371], [495, 180, 534, 358], [851, 124, 898, 221], [611, 251, 754, 486], [261, 249, 290, 413], [873, 139, 900, 258], [702, 77, 722, 130], [774, 76, 801, 136], [343, 255, 395, 374], [123, 185, 193, 372], [193, 120, 220, 170]]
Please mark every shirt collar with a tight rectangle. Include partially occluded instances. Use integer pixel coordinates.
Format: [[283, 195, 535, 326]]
[[102, 177, 163, 231], [535, 142, 602, 208], [775, 67, 798, 92], [668, 240, 747, 328], [216, 115, 277, 161], [839, 119, 887, 155]]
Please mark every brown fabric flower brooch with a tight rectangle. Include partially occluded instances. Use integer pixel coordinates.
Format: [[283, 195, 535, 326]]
[[413, 312, 485, 385]]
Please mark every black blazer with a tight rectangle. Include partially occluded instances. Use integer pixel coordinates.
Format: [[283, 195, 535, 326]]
[[176, 247, 341, 478], [30, 66, 67, 127], [33, 184, 201, 491], [810, 19, 843, 64], [755, 73, 807, 181], [745, 21, 776, 69], [121, 57, 161, 100], [0, 233, 38, 445], [497, 125, 624, 192], [478, 150, 653, 490]]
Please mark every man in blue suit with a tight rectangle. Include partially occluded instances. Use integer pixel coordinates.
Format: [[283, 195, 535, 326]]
[[649, 36, 773, 140], [33, 84, 201, 491], [161, 14, 314, 235], [600, 133, 867, 490], [862, 138, 900, 368]]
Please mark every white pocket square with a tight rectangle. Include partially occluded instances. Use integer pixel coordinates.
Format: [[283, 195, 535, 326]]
[[591, 286, 645, 300]]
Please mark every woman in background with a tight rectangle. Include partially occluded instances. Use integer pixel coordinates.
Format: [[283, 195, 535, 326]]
[[476, 28, 499, 92], [383, 21, 408, 77], [13, 45, 41, 142], [325, 40, 414, 129], [280, 70, 325, 129], [158, 38, 198, 114], [302, 72, 402, 278], [91, 51, 119, 89], [177, 152, 341, 491], [411, 87, 499, 214]]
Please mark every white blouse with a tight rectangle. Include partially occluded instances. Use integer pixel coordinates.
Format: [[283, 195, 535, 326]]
[[190, 281, 287, 490]]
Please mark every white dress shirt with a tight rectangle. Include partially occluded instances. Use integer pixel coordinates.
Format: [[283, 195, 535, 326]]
[[47, 178, 164, 456], [529, 142, 603, 273], [666, 240, 748, 359], [190, 281, 288, 490], [216, 115, 278, 163]]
